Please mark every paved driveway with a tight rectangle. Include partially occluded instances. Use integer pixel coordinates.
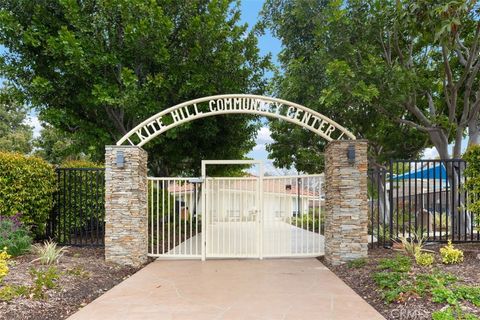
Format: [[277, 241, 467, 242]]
[[68, 259, 384, 320], [170, 222, 325, 256]]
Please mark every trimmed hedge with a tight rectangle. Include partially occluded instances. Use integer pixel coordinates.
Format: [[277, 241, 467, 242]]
[[61, 159, 104, 169], [0, 151, 56, 237]]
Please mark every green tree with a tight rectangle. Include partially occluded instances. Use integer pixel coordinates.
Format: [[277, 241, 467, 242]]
[[260, 0, 428, 173], [261, 0, 480, 235], [0, 86, 33, 154], [33, 124, 89, 165], [0, 0, 270, 175]]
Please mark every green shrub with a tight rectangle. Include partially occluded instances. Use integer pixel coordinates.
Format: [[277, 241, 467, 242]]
[[0, 151, 56, 237], [415, 252, 435, 266], [440, 241, 464, 264], [291, 210, 324, 233], [0, 214, 32, 256], [464, 145, 480, 228], [61, 159, 103, 169], [29, 266, 60, 299]]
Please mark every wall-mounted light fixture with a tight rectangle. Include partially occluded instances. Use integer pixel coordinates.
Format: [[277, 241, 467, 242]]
[[116, 151, 125, 168], [347, 144, 356, 165]]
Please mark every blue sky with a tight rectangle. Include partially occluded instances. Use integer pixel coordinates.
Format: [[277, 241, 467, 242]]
[[239, 1, 281, 167]]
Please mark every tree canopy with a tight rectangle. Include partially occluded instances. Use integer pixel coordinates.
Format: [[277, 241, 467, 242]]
[[0, 0, 270, 175], [0, 86, 32, 154], [261, 0, 480, 170]]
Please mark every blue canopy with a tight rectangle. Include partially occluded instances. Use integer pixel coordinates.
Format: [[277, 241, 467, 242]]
[[393, 163, 448, 181]]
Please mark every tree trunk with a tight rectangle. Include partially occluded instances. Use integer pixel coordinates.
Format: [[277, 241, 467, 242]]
[[443, 161, 471, 239], [426, 130, 471, 238], [371, 166, 391, 239], [468, 117, 480, 147]]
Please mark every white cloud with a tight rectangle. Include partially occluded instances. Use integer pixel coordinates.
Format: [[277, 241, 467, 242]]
[[421, 137, 469, 159], [256, 126, 273, 145], [422, 147, 439, 159], [24, 115, 42, 138]]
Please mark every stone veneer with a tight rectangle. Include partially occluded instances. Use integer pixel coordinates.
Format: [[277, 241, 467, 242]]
[[105, 146, 148, 267], [324, 140, 368, 265]]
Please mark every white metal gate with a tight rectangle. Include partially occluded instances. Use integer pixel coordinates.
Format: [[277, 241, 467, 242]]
[[147, 161, 324, 259]]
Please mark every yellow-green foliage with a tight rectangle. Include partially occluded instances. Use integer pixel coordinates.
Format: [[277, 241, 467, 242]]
[[415, 252, 435, 266], [0, 285, 29, 301], [0, 247, 11, 283], [464, 145, 480, 227], [0, 151, 56, 236], [61, 159, 103, 168], [440, 241, 464, 264]]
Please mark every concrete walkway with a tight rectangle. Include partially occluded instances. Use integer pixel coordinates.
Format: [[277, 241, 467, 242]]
[[68, 259, 384, 320]]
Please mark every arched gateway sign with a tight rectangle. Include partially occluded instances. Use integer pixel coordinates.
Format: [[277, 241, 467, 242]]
[[106, 94, 368, 268], [116, 94, 355, 146]]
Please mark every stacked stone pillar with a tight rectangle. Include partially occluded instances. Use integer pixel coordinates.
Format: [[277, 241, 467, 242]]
[[324, 140, 368, 265], [105, 146, 148, 267]]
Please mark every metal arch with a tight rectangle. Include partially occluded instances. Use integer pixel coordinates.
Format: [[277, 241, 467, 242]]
[[116, 94, 356, 147]]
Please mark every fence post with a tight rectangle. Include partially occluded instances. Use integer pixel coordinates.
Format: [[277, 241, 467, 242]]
[[104, 145, 148, 267], [324, 140, 369, 265], [389, 159, 394, 246]]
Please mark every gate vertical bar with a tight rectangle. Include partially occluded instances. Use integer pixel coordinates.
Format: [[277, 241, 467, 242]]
[[259, 162, 264, 259], [201, 163, 206, 261], [389, 160, 394, 244]]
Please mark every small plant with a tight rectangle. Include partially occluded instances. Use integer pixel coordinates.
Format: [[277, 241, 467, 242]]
[[65, 266, 90, 279], [373, 267, 459, 304], [0, 247, 11, 283], [393, 230, 431, 257], [440, 241, 464, 264], [29, 266, 60, 299], [432, 305, 479, 320], [0, 213, 32, 256], [32, 240, 68, 265], [0, 285, 29, 301], [378, 254, 412, 273], [432, 287, 458, 305], [415, 252, 435, 266], [432, 285, 480, 307], [373, 271, 406, 289], [347, 258, 367, 268], [454, 286, 480, 307], [372, 271, 416, 303]]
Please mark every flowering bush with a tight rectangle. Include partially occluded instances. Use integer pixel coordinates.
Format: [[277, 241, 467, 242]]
[[0, 247, 11, 283], [0, 213, 32, 256]]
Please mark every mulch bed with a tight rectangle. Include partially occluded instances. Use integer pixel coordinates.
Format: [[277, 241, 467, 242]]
[[0, 247, 143, 320], [323, 243, 480, 320]]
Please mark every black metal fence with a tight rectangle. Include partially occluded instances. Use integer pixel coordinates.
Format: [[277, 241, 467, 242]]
[[369, 159, 480, 248], [47, 160, 480, 248], [48, 168, 105, 246]]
